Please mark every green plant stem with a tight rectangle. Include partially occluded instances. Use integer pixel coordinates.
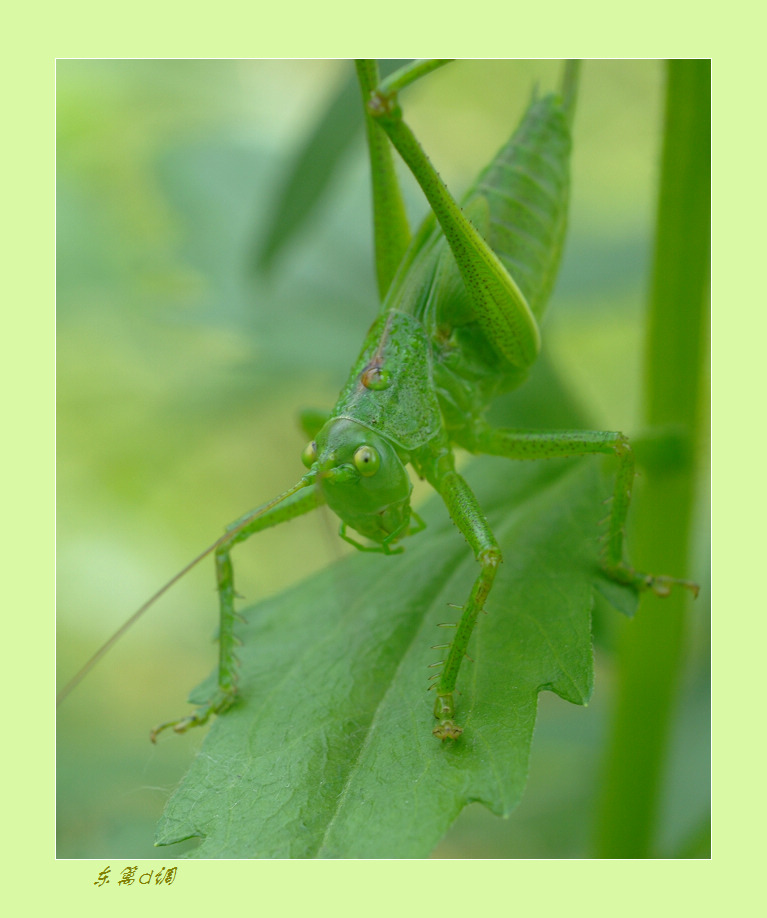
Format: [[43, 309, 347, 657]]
[[379, 59, 453, 97], [559, 60, 580, 127], [593, 60, 710, 858]]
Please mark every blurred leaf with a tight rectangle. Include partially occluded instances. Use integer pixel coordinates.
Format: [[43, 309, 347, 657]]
[[672, 815, 711, 859], [156, 455, 637, 858], [257, 60, 407, 272]]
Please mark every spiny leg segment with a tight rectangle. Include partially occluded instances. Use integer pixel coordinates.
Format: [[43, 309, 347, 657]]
[[417, 447, 501, 741], [470, 425, 700, 596], [150, 482, 324, 742], [426, 426, 698, 741]]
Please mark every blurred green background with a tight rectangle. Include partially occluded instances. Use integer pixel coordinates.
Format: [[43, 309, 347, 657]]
[[57, 60, 709, 858]]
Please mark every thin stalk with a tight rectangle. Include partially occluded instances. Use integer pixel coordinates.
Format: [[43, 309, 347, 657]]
[[560, 59, 580, 127], [379, 59, 453, 97], [593, 60, 710, 858]]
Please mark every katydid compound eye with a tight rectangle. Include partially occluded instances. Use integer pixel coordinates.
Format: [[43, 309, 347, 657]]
[[353, 444, 380, 476], [301, 441, 318, 469]]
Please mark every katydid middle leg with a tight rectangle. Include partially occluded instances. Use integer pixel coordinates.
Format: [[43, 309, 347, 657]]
[[468, 424, 699, 597]]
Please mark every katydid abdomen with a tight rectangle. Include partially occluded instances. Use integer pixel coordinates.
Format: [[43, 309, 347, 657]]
[[427, 94, 571, 435], [329, 93, 571, 450], [470, 94, 571, 322]]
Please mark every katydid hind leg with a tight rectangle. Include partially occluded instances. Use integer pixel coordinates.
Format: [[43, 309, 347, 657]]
[[354, 59, 411, 300], [367, 77, 541, 373]]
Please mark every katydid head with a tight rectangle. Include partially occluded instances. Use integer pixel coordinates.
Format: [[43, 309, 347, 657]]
[[302, 417, 412, 546]]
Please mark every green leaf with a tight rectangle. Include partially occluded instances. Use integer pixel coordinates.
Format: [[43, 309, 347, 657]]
[[155, 454, 637, 858]]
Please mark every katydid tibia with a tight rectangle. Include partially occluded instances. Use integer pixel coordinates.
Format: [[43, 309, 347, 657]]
[[58, 59, 698, 744]]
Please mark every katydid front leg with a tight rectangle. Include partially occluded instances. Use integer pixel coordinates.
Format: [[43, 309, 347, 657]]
[[150, 481, 325, 742], [414, 442, 501, 740]]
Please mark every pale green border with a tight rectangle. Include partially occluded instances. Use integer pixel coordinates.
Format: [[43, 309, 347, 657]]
[[13, 0, 748, 911]]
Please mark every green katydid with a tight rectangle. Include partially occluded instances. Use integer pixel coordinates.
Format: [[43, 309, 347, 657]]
[[58, 59, 697, 745]]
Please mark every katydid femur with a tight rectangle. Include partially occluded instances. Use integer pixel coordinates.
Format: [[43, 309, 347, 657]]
[[58, 60, 697, 742]]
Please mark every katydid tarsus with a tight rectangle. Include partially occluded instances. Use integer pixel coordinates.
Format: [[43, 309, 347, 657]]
[[58, 59, 698, 744]]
